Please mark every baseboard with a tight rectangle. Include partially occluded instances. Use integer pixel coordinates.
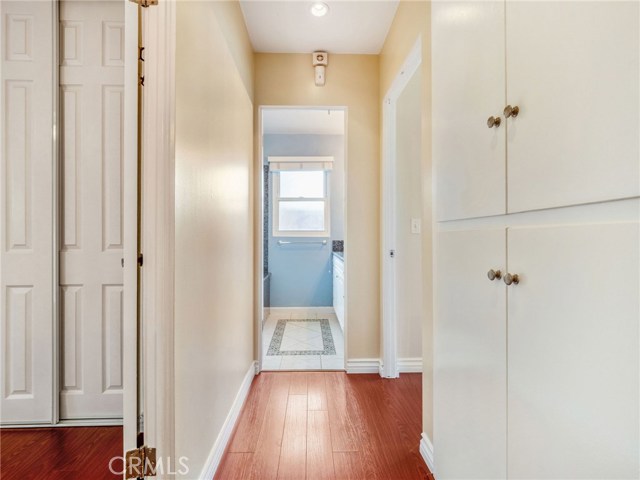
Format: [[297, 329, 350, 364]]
[[268, 306, 336, 317], [346, 358, 381, 374], [420, 432, 435, 476], [398, 357, 423, 373], [1, 418, 123, 428], [199, 361, 256, 480]]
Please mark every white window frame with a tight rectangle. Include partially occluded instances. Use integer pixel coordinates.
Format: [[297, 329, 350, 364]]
[[272, 170, 331, 238]]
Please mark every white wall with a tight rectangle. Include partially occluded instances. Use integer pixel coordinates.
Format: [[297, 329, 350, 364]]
[[174, 2, 254, 477]]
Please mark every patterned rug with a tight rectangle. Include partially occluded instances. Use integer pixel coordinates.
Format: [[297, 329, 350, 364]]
[[267, 318, 336, 356]]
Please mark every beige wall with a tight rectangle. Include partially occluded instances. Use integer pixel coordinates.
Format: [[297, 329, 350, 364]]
[[396, 69, 423, 360], [379, 1, 434, 441], [254, 53, 381, 359], [174, 2, 254, 477]]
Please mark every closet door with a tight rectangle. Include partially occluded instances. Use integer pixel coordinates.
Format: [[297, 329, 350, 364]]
[[507, 222, 639, 478], [432, 1, 506, 221], [506, 1, 640, 213], [434, 228, 507, 479], [59, 0, 124, 420], [1, 0, 54, 424]]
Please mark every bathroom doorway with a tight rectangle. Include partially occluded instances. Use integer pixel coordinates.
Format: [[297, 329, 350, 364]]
[[258, 107, 347, 371]]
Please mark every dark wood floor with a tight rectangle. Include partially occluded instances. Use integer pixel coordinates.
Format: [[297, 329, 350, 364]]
[[0, 426, 122, 479], [215, 372, 432, 480]]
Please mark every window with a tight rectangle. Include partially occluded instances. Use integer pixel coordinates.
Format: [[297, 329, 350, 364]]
[[273, 170, 330, 237]]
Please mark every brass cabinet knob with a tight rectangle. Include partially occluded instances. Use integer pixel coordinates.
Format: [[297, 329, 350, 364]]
[[503, 105, 520, 118], [487, 116, 501, 128], [487, 269, 502, 281], [504, 273, 520, 286]]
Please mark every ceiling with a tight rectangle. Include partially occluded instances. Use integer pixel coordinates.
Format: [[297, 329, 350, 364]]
[[240, 1, 400, 54], [263, 109, 345, 135]]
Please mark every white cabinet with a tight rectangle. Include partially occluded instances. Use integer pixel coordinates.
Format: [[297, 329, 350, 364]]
[[434, 222, 639, 479], [435, 229, 507, 480], [433, 0, 640, 221], [506, 1, 639, 213], [507, 223, 639, 478], [432, 1, 506, 221], [332, 255, 345, 331]]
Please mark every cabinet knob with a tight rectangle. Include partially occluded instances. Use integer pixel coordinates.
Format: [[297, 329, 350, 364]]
[[487, 116, 501, 128], [504, 273, 520, 286], [487, 269, 502, 281], [503, 105, 520, 118]]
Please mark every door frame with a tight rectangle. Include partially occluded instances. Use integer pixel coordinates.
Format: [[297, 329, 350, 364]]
[[381, 37, 422, 379], [256, 105, 349, 373]]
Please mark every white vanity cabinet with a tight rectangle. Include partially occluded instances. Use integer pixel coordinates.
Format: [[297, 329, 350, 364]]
[[433, 0, 639, 221], [332, 254, 345, 331]]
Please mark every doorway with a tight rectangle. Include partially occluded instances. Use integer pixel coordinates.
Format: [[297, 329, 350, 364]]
[[381, 39, 423, 378], [258, 107, 347, 371]]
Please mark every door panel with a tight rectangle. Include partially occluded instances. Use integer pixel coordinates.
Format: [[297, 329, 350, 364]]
[[59, 0, 124, 420], [0, 0, 54, 424], [432, 1, 506, 221], [434, 228, 507, 479], [507, 223, 639, 478], [506, 1, 640, 212]]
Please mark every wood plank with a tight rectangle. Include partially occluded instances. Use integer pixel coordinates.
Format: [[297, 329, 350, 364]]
[[324, 372, 358, 452], [217, 372, 430, 480], [228, 373, 274, 452], [306, 410, 335, 480], [277, 394, 307, 480], [0, 426, 122, 480], [332, 451, 366, 480], [289, 372, 308, 395], [245, 373, 291, 480], [307, 372, 328, 411], [215, 452, 253, 480]]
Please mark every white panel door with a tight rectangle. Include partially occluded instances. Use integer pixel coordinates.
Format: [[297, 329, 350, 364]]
[[432, 1, 506, 221], [59, 0, 124, 419], [0, 1, 54, 424], [506, 1, 640, 213], [434, 228, 507, 479], [507, 223, 639, 478]]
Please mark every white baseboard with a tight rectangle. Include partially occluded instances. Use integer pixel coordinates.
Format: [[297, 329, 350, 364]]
[[199, 361, 256, 480], [0, 418, 123, 428], [420, 432, 435, 476], [398, 357, 423, 373], [268, 306, 336, 318], [346, 358, 381, 374]]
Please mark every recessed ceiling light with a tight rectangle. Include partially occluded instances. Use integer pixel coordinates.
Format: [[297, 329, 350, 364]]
[[310, 2, 329, 17]]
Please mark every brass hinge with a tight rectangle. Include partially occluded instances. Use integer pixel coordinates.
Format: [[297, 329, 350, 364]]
[[125, 446, 157, 479], [129, 0, 158, 7], [137, 253, 144, 267]]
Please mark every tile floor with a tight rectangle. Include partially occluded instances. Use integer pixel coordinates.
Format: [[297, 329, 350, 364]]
[[261, 309, 344, 371]]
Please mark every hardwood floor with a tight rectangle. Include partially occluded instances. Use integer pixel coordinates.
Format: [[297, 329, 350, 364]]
[[0, 426, 122, 479], [215, 372, 433, 480]]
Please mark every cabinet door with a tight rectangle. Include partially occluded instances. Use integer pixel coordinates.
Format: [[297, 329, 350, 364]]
[[432, 1, 506, 221], [434, 229, 507, 479], [507, 223, 639, 478], [506, 1, 640, 213]]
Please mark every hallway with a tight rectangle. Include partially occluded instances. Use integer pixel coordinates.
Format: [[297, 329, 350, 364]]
[[215, 372, 431, 480]]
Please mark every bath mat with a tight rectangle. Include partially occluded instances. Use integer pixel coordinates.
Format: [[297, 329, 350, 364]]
[[267, 318, 336, 356]]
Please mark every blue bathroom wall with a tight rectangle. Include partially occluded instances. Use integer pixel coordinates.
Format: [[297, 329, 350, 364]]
[[264, 134, 345, 307]]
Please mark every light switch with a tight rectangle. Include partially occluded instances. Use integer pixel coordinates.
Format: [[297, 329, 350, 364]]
[[411, 218, 421, 234]]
